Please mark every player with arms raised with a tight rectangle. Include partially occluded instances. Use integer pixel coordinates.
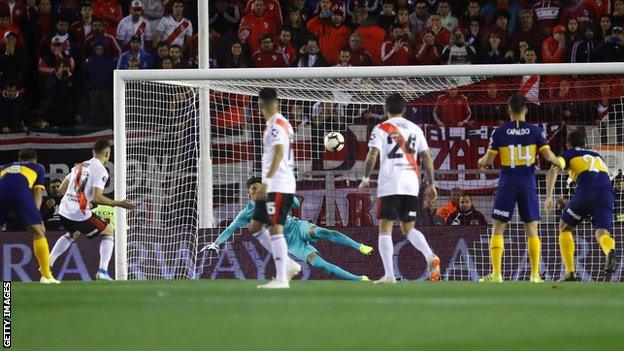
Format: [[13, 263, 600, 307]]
[[251, 88, 297, 289], [359, 93, 440, 284], [0, 149, 59, 283], [544, 129, 618, 281], [478, 94, 562, 283], [49, 139, 136, 281]]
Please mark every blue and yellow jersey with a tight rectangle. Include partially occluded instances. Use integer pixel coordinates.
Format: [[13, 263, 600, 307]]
[[0, 162, 46, 192], [487, 121, 549, 187], [558, 147, 612, 188]]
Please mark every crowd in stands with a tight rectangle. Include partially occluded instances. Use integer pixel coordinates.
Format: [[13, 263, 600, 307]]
[[0, 0, 198, 132]]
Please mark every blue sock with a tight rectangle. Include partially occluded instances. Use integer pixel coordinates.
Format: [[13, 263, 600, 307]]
[[310, 256, 361, 281], [313, 227, 361, 251]]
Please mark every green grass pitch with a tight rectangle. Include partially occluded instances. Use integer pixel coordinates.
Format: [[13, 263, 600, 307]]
[[11, 280, 624, 351]]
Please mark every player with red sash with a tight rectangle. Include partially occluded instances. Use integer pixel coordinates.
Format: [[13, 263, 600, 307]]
[[359, 93, 441, 284]]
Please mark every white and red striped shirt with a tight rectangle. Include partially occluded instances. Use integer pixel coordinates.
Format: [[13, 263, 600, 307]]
[[116, 14, 152, 48], [156, 14, 193, 47], [60, 158, 109, 221]]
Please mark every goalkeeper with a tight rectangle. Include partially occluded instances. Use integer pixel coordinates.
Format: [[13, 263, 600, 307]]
[[202, 177, 373, 281]]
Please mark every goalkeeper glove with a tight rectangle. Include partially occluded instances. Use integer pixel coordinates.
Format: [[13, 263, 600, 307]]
[[200, 242, 220, 253]]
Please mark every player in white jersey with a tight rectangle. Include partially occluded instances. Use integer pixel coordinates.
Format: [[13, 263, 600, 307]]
[[49, 139, 136, 281], [252, 88, 297, 289], [116, 0, 153, 50], [154, 0, 193, 49], [359, 93, 441, 284]]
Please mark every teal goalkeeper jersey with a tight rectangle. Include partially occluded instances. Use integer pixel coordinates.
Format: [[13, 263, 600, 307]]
[[214, 197, 301, 245]]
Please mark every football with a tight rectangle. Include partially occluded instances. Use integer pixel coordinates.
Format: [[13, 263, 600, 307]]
[[324, 132, 345, 152]]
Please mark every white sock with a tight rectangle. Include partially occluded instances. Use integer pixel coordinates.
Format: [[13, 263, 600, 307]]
[[50, 233, 73, 267], [99, 236, 114, 271], [255, 229, 299, 268], [270, 233, 288, 283], [407, 228, 436, 262], [378, 233, 395, 279]]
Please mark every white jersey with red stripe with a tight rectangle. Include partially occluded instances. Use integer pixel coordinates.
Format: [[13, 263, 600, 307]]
[[59, 158, 109, 221], [262, 113, 296, 194], [156, 15, 193, 47], [368, 116, 429, 197], [116, 15, 153, 47]]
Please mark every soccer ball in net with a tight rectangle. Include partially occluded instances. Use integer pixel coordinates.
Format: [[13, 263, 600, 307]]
[[324, 132, 345, 152]]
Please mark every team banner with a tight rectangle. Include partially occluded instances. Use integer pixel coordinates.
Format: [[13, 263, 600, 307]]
[[1, 227, 621, 282]]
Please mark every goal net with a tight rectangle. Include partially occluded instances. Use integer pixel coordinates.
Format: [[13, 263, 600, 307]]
[[114, 64, 624, 281]]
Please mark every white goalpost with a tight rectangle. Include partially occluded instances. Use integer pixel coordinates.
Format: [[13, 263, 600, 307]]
[[114, 63, 624, 281]]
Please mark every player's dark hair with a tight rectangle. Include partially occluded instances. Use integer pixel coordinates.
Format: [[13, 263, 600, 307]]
[[50, 178, 62, 184], [93, 139, 111, 154], [385, 93, 406, 115], [567, 128, 587, 148], [246, 176, 262, 188], [18, 149, 37, 162], [508, 94, 526, 114], [258, 88, 278, 104]]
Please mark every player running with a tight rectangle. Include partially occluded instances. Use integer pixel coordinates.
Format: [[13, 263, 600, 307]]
[[49, 139, 136, 281], [359, 93, 440, 284], [251, 88, 297, 289], [544, 129, 618, 281], [201, 177, 373, 281], [478, 94, 563, 283], [0, 149, 59, 283]]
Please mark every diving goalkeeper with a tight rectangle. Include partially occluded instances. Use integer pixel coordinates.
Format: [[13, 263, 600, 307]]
[[201, 177, 373, 281]]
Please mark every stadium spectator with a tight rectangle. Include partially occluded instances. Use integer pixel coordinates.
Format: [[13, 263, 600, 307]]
[[466, 18, 481, 53], [289, 0, 311, 24], [571, 27, 597, 62], [44, 60, 79, 127], [298, 36, 327, 67], [480, 10, 510, 50], [541, 24, 567, 64], [593, 26, 624, 61], [154, 0, 193, 51], [524, 47, 538, 63], [441, 28, 476, 65], [127, 55, 140, 69], [0, 31, 28, 84], [209, 0, 240, 37], [306, 4, 351, 65], [168, 44, 185, 68], [40, 179, 63, 231], [0, 10, 23, 47], [509, 40, 530, 63], [38, 36, 75, 78], [32, 0, 53, 43], [141, 0, 164, 32], [84, 18, 121, 58], [116, 0, 153, 50], [381, 26, 413, 65], [566, 18, 581, 50], [0, 82, 28, 133], [459, 1, 487, 28], [378, 0, 396, 30], [415, 30, 441, 65], [245, 0, 283, 31], [409, 0, 429, 32], [532, 0, 563, 36], [335, 47, 351, 66], [353, 5, 385, 65], [239, 0, 274, 53], [437, 1, 457, 32], [85, 38, 114, 126], [433, 88, 471, 126], [284, 7, 308, 49], [29, 114, 52, 131], [276, 27, 296, 66], [93, 0, 122, 34], [160, 55, 172, 69], [215, 25, 252, 66], [446, 195, 487, 226], [415, 13, 450, 50], [221, 41, 249, 68], [154, 40, 168, 67], [70, 1, 94, 49], [117, 35, 153, 69], [435, 187, 463, 222], [511, 9, 544, 51], [348, 32, 372, 66], [251, 35, 287, 67], [482, 0, 520, 31], [0, 0, 27, 28], [561, 0, 598, 31], [395, 8, 414, 42], [480, 31, 505, 64], [597, 15, 613, 42], [472, 82, 506, 125], [612, 0, 624, 27]]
